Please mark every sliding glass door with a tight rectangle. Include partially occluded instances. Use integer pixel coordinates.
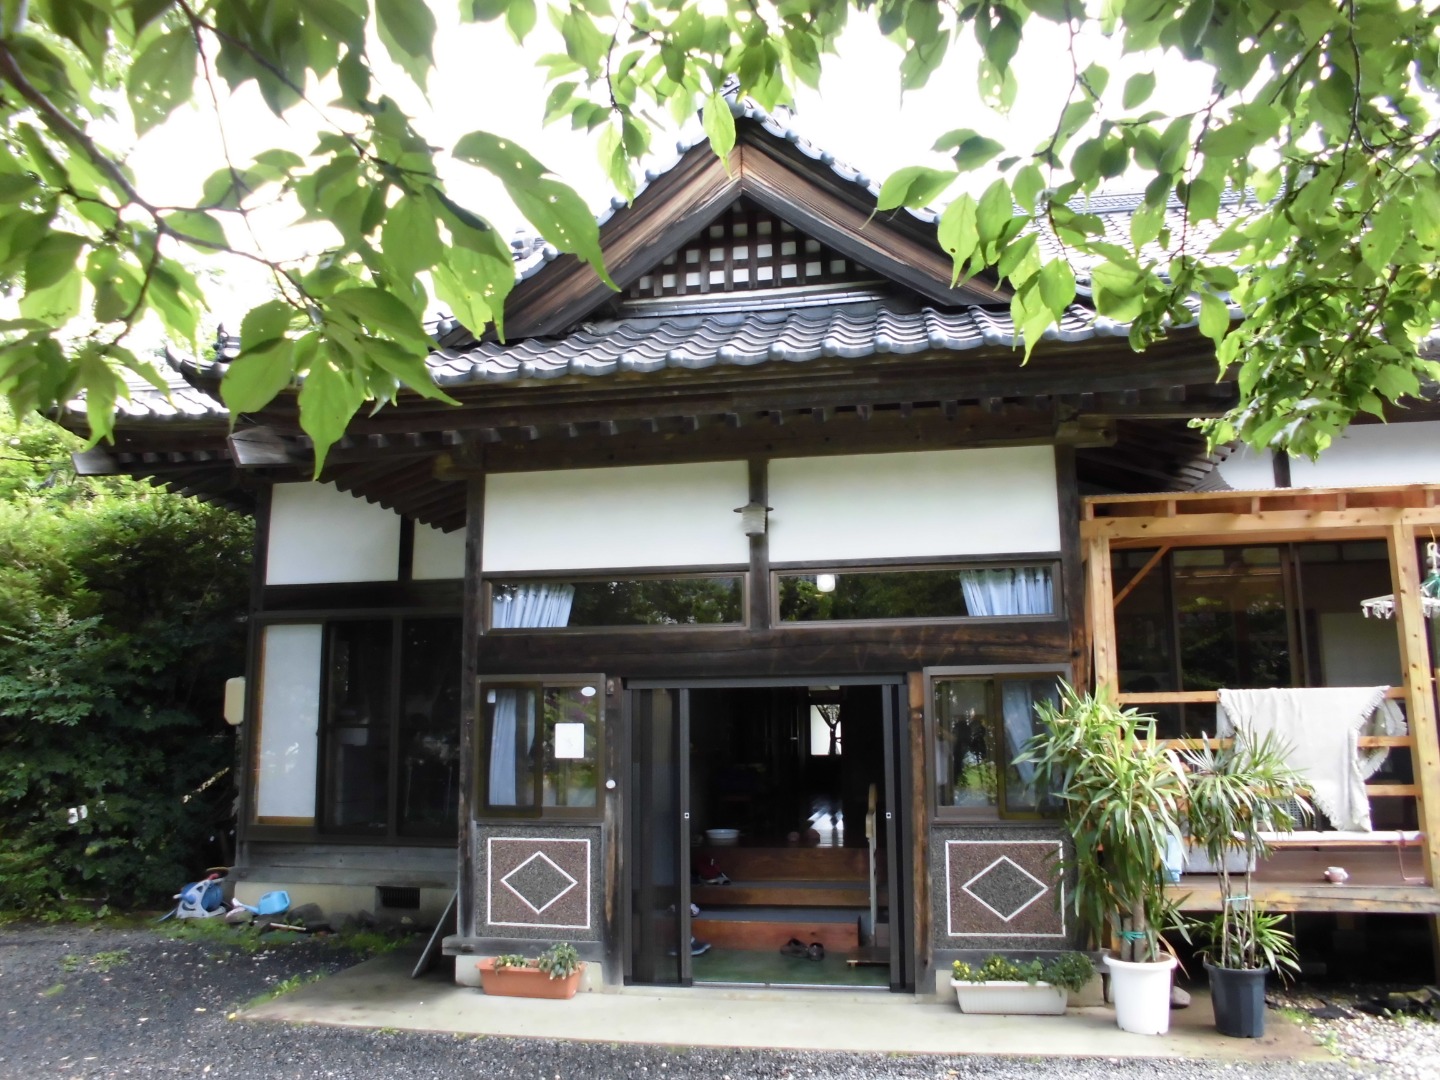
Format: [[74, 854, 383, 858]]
[[627, 688, 692, 985]]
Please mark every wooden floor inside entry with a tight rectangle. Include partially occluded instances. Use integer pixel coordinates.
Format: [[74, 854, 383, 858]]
[[690, 843, 888, 973]]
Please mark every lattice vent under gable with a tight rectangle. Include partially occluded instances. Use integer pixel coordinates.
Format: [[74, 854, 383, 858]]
[[628, 201, 880, 299]]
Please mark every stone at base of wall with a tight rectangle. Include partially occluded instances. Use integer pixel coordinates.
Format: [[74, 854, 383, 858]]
[[232, 881, 453, 927], [457, 960, 605, 992]]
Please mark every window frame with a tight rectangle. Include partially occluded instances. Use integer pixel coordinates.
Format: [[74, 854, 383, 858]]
[[475, 672, 608, 821], [481, 567, 749, 633], [243, 611, 463, 845], [771, 555, 1064, 628], [924, 664, 1071, 823]]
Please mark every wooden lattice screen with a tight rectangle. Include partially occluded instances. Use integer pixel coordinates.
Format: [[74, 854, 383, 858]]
[[627, 200, 879, 299]]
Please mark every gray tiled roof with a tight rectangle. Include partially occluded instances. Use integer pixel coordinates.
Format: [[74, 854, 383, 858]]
[[429, 299, 1125, 386], [109, 299, 1133, 419]]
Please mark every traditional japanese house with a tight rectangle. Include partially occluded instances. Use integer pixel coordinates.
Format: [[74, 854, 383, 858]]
[[68, 102, 1440, 994]]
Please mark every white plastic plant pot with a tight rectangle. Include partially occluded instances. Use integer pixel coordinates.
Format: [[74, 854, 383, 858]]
[[951, 980, 1067, 1015], [1103, 953, 1178, 1035]]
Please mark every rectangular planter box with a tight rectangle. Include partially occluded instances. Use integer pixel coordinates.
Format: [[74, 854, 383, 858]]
[[950, 980, 1067, 1015], [478, 959, 584, 1000]]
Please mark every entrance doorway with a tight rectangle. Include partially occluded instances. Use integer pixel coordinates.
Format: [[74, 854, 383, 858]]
[[626, 679, 910, 990]]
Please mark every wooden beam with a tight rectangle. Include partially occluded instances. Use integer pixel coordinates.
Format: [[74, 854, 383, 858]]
[[1124, 688, 1408, 705], [1111, 545, 1170, 610], [228, 426, 298, 468], [71, 447, 121, 475], [1085, 533, 1118, 693], [1170, 882, 1440, 914], [1084, 506, 1440, 545], [1388, 524, 1440, 889]]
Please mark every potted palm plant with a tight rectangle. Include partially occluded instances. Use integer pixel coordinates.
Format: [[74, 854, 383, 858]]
[[1180, 731, 1310, 1038], [1020, 685, 1187, 1035]]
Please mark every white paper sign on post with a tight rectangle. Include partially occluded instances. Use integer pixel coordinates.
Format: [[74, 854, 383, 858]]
[[554, 722, 586, 760]]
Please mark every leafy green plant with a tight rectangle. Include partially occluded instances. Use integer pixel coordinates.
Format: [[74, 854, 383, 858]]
[[952, 952, 1094, 993], [1018, 684, 1187, 963], [0, 418, 251, 915], [491, 953, 529, 969], [1180, 730, 1309, 973], [1187, 909, 1300, 981], [535, 942, 582, 981]]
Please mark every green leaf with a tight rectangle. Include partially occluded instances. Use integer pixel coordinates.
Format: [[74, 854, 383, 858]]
[[876, 166, 954, 212], [220, 339, 296, 414], [1198, 291, 1229, 343], [297, 342, 366, 475], [937, 195, 979, 285], [162, 210, 227, 252], [975, 179, 1014, 244], [366, 339, 459, 405], [375, 0, 436, 90], [1373, 363, 1420, 401], [326, 287, 432, 353], [380, 192, 445, 282], [240, 300, 298, 352], [1123, 72, 1156, 110], [1038, 259, 1076, 316], [127, 27, 197, 134], [702, 91, 736, 168], [453, 130, 612, 288], [25, 232, 87, 292], [506, 0, 536, 40]]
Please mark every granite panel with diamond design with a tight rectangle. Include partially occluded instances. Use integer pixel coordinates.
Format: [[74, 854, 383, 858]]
[[478, 824, 602, 940], [930, 825, 1072, 949]]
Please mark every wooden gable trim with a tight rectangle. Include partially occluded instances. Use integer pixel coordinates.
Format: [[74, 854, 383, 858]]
[[499, 122, 1008, 340], [737, 131, 1008, 308]]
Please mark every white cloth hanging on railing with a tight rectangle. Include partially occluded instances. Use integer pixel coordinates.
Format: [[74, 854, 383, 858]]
[[1216, 686, 1389, 832]]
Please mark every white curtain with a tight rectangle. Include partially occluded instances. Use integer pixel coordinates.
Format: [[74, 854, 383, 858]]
[[1001, 681, 1045, 798], [959, 566, 1054, 616], [487, 584, 575, 805]]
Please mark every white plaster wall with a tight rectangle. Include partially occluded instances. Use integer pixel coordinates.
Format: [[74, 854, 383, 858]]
[[1318, 612, 1403, 688], [1216, 421, 1440, 491], [483, 461, 751, 571], [413, 523, 466, 580], [767, 447, 1061, 563], [254, 624, 321, 822], [266, 482, 401, 584]]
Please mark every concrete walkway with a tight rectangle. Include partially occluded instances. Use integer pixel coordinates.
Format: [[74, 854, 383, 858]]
[[246, 951, 1328, 1062]]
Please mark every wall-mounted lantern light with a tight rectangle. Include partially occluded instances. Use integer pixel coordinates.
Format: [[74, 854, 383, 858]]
[[734, 501, 772, 537]]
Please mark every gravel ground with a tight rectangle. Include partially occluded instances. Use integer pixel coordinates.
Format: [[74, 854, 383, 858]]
[[1, 922, 1430, 1079]]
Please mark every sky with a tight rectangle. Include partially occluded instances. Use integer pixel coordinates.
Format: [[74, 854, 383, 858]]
[[119, 8, 1216, 325]]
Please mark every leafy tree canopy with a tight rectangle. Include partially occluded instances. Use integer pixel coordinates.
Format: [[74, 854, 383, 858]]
[[1, 1, 1437, 468]]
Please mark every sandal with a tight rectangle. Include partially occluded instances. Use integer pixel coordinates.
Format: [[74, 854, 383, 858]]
[[779, 938, 808, 958], [806, 942, 825, 961]]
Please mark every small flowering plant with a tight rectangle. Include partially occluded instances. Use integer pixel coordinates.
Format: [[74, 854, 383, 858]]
[[952, 952, 1094, 993]]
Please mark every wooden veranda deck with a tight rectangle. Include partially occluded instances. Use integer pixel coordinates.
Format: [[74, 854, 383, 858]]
[[1081, 484, 1440, 916]]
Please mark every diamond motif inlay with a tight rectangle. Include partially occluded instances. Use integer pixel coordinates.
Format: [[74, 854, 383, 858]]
[[961, 855, 1048, 923], [501, 851, 578, 914]]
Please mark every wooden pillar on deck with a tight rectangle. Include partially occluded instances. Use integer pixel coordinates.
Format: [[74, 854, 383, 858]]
[[1385, 522, 1440, 976], [1083, 530, 1118, 696]]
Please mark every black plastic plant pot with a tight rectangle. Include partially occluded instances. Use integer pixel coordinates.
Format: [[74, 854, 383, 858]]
[[1205, 961, 1268, 1038]]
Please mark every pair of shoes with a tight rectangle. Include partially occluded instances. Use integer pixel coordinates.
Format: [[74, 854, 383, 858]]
[[691, 937, 712, 957], [779, 938, 824, 960], [698, 871, 731, 885]]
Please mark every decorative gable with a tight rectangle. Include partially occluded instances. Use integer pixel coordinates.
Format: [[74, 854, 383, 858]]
[[626, 197, 880, 302]]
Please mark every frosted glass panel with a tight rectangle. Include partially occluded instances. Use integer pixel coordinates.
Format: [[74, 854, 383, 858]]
[[254, 624, 322, 822]]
